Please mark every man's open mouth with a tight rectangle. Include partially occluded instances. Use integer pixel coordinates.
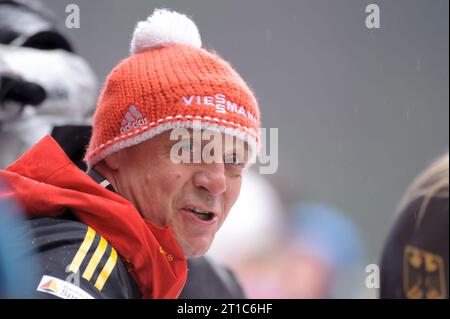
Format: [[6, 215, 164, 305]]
[[184, 207, 216, 222]]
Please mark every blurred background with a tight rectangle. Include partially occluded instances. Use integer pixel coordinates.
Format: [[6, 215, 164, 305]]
[[1, 0, 448, 298]]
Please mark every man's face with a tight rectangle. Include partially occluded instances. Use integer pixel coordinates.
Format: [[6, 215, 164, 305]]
[[107, 130, 248, 257]]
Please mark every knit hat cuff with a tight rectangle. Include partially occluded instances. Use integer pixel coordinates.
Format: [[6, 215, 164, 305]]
[[85, 120, 258, 170]]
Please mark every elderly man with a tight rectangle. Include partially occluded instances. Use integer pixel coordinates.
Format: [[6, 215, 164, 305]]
[[0, 9, 260, 299]]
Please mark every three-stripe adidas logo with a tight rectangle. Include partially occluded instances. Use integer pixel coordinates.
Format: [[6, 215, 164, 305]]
[[120, 104, 149, 134], [67, 227, 118, 292]]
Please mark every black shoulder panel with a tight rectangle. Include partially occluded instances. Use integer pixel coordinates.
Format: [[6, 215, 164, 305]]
[[24, 216, 141, 299]]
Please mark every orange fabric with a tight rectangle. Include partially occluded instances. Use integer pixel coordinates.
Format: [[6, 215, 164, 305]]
[[85, 44, 260, 167], [0, 135, 187, 299]]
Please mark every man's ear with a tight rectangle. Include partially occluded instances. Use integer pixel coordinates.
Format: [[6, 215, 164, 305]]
[[103, 151, 122, 171]]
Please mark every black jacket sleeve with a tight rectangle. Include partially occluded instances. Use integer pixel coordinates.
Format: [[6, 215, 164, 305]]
[[179, 256, 246, 299], [23, 216, 142, 299]]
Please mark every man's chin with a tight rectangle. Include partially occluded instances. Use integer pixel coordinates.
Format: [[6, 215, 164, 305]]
[[182, 241, 213, 258]]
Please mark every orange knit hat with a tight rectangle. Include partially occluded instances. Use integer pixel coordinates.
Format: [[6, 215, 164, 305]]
[[85, 9, 260, 169]]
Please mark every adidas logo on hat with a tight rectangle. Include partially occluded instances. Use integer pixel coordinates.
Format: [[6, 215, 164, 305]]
[[120, 104, 149, 134]]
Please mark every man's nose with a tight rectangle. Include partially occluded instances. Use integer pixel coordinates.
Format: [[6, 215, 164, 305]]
[[193, 163, 227, 196]]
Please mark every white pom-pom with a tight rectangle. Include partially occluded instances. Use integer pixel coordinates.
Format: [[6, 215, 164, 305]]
[[130, 9, 202, 54]]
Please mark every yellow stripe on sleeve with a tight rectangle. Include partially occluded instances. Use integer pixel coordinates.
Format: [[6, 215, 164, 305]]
[[94, 248, 118, 291], [68, 227, 96, 273], [82, 236, 108, 281]]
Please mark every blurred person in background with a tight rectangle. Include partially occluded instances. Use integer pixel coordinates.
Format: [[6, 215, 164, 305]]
[[380, 153, 449, 299], [279, 203, 365, 298], [0, 0, 98, 168], [0, 179, 38, 298], [208, 178, 366, 299]]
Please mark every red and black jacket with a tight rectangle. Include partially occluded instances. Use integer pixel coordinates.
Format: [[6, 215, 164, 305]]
[[0, 135, 187, 299]]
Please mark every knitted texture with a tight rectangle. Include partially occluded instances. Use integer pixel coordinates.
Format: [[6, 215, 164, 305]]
[[85, 44, 260, 168]]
